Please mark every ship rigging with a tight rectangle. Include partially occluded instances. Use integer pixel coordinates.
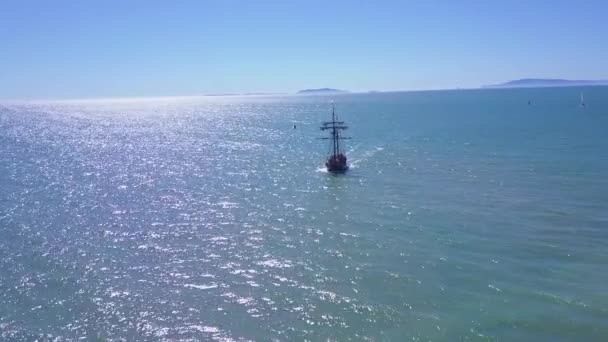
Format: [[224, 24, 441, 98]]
[[320, 103, 350, 172]]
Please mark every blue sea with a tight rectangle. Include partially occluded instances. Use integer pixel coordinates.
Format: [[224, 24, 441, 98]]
[[1, 87, 607, 341]]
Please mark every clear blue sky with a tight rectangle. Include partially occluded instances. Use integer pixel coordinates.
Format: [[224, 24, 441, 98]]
[[1, 0, 607, 99]]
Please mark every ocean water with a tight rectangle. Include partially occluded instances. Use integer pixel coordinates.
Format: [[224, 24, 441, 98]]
[[1, 87, 607, 341]]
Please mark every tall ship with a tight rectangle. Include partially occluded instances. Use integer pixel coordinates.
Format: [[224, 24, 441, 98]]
[[320, 103, 350, 172]]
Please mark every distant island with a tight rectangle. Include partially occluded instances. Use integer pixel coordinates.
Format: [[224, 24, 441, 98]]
[[297, 88, 349, 95], [204, 92, 287, 96], [242, 92, 287, 96], [484, 78, 608, 89]]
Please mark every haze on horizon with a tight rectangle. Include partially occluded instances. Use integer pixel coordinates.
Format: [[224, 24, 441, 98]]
[[1, 0, 607, 100]]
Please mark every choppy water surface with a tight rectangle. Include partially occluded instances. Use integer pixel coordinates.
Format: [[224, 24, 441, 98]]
[[1, 88, 608, 341]]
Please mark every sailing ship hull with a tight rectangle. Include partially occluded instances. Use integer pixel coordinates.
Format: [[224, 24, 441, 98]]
[[326, 153, 348, 172]]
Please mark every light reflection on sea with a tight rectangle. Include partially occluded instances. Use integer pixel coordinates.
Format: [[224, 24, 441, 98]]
[[1, 89, 608, 341]]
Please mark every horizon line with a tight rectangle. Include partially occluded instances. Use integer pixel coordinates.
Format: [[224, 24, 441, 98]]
[[2, 82, 607, 102], [0, 87, 475, 102]]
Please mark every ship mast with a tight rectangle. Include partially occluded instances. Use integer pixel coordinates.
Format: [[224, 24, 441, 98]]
[[332, 103, 339, 155], [320, 102, 349, 156]]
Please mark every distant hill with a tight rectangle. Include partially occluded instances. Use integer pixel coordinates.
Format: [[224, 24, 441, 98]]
[[242, 92, 287, 96], [297, 88, 348, 94], [485, 78, 608, 88], [204, 92, 287, 96]]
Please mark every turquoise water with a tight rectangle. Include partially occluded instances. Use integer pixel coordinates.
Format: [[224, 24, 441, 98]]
[[1, 87, 608, 341]]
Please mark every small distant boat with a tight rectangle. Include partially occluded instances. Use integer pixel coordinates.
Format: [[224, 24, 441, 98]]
[[580, 92, 586, 107], [320, 103, 350, 173]]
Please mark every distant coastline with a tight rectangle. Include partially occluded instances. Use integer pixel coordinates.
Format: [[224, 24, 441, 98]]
[[484, 78, 608, 89], [204, 92, 287, 96], [297, 88, 349, 95]]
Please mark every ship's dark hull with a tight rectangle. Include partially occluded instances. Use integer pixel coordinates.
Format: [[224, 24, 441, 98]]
[[326, 154, 348, 173], [326, 164, 348, 173]]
